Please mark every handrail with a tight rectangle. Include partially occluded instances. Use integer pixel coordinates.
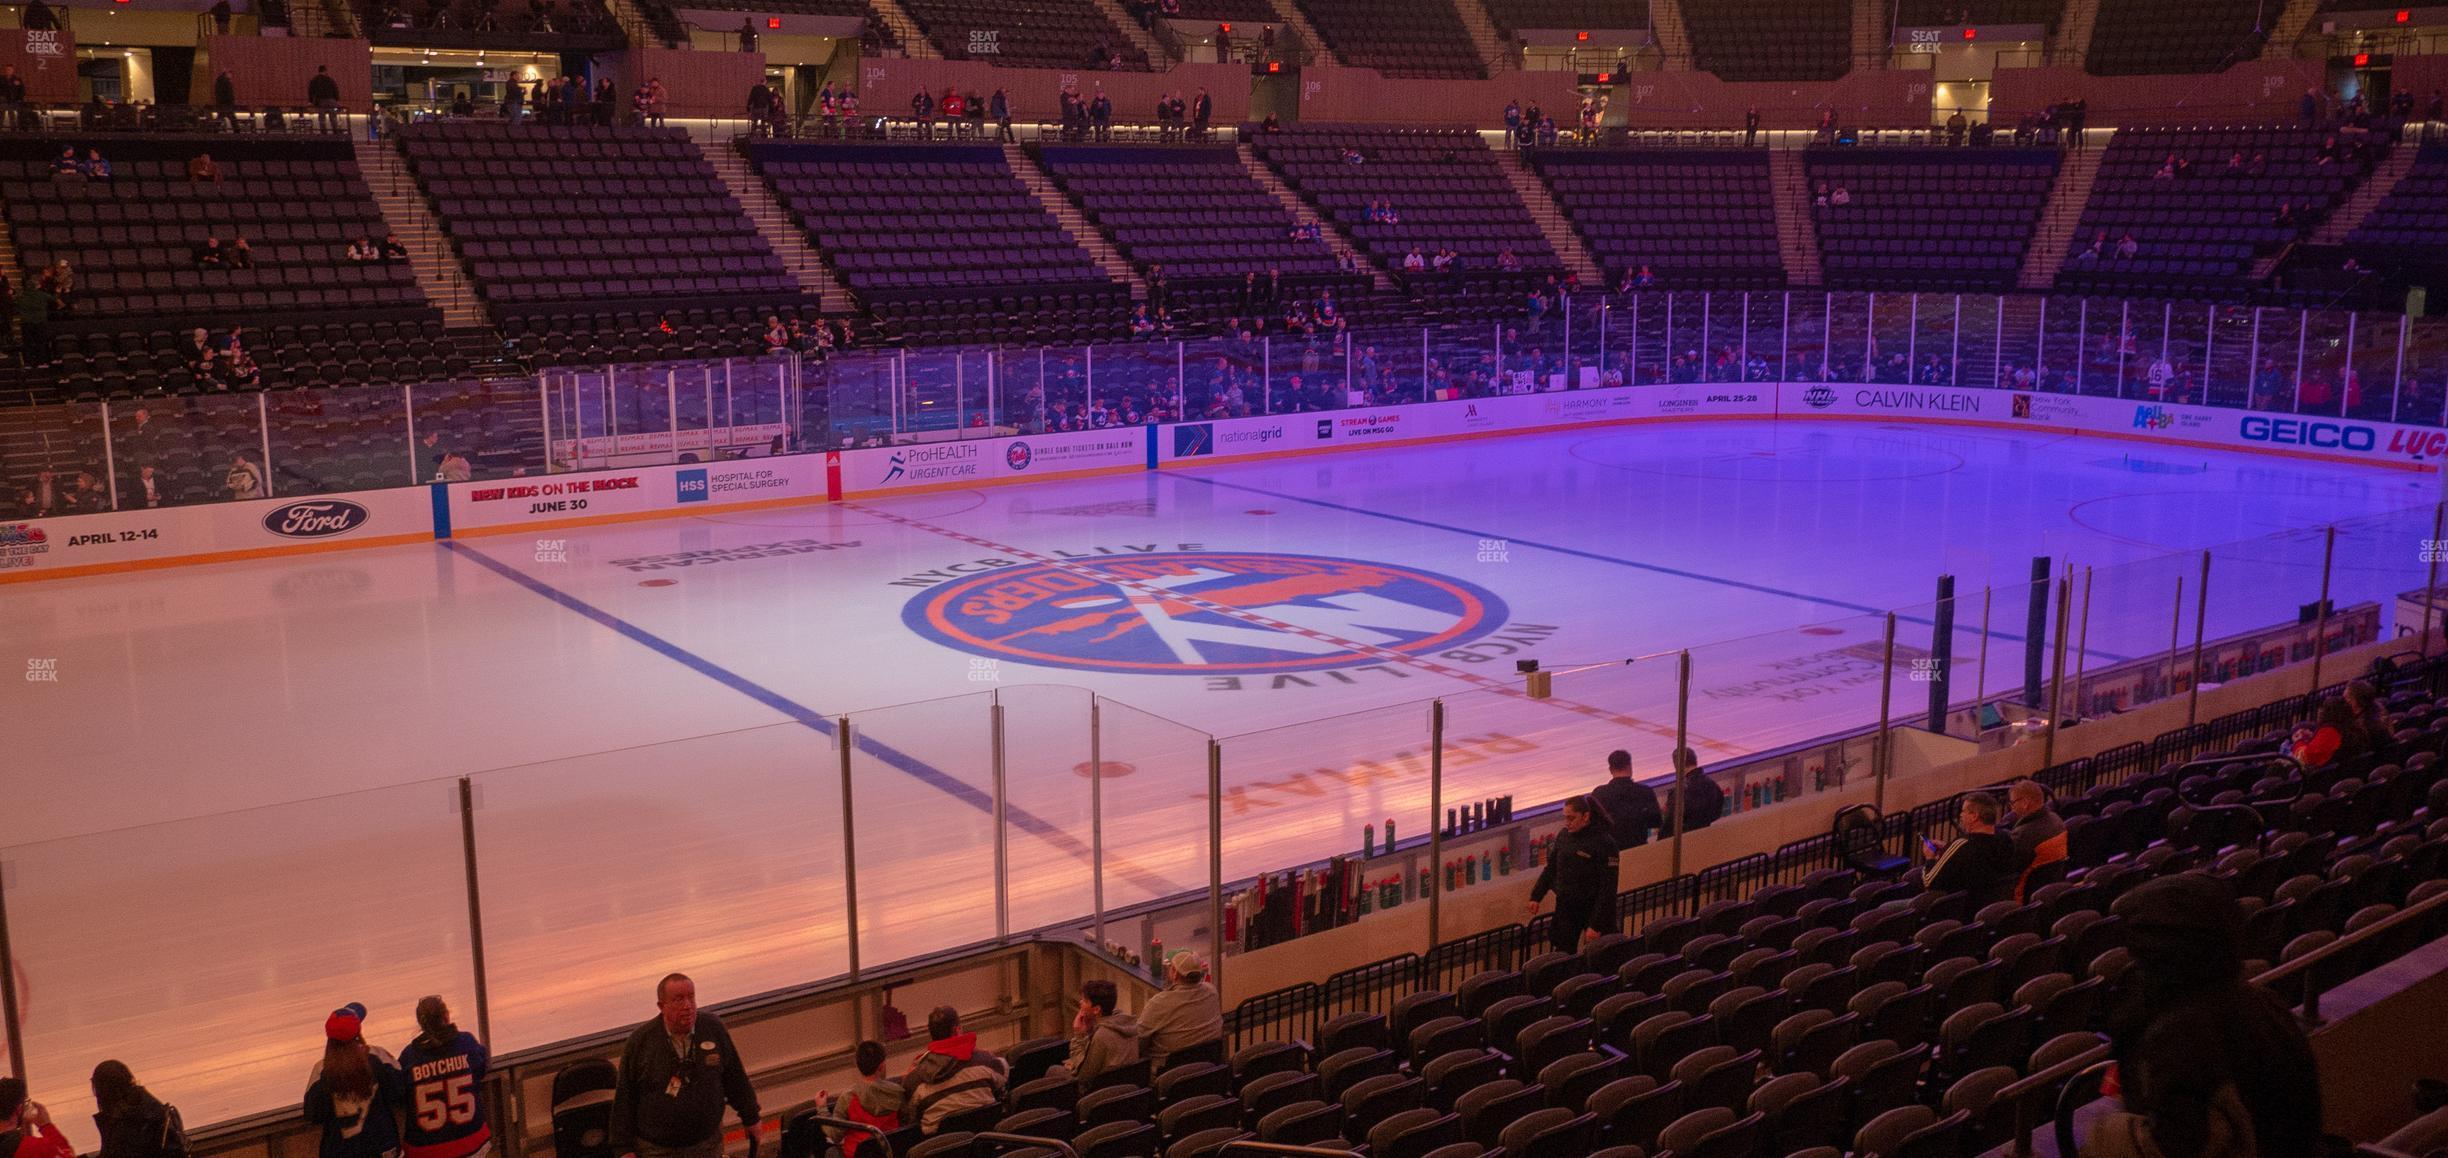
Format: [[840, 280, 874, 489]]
[[2052, 1059, 2116, 1157], [2174, 752, 2302, 779], [2176, 801, 2271, 853], [793, 1114, 894, 1158], [1220, 1144, 1361, 1156], [973, 1131, 1081, 1156], [1999, 1041, 2113, 1157], [2249, 886, 2448, 1024]]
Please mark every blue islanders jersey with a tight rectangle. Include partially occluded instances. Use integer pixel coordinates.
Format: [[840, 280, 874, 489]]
[[398, 1031, 492, 1158]]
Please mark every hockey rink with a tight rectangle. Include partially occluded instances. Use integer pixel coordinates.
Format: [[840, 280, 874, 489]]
[[2, 417, 2443, 1129]]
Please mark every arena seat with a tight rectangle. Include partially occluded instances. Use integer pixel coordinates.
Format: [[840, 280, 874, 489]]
[[1682, 0, 1851, 82], [1529, 149, 1785, 290], [1288, 0, 1485, 79], [1806, 147, 2060, 292], [747, 140, 1130, 345]]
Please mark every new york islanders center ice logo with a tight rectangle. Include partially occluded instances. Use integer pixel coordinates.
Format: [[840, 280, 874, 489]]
[[904, 551, 1510, 674]]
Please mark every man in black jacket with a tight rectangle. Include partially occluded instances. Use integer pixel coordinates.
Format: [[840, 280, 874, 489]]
[[1526, 795, 1620, 952], [1591, 749, 1659, 850], [611, 974, 760, 1158], [1920, 791, 2016, 907], [307, 65, 341, 131], [1668, 748, 1724, 835]]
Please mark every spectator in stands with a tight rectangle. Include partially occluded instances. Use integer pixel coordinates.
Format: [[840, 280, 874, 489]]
[[128, 464, 168, 508], [89, 1061, 177, 1158], [397, 997, 492, 1158], [610, 974, 760, 1158], [648, 79, 667, 126], [1667, 748, 1723, 832], [309, 65, 342, 131], [988, 88, 1011, 142], [1260, 112, 1280, 134], [80, 147, 111, 180], [50, 146, 78, 180], [195, 238, 228, 269], [1503, 99, 1522, 143], [225, 346, 262, 390], [1919, 791, 2014, 905], [594, 78, 619, 128], [939, 87, 965, 137], [2346, 679, 2389, 741], [1138, 951, 1221, 1071], [224, 450, 265, 499], [1829, 183, 1851, 207], [904, 1006, 1006, 1135], [761, 316, 789, 354], [189, 152, 224, 183], [380, 234, 409, 262], [1056, 979, 1142, 1083], [1527, 794, 1619, 951], [1191, 88, 1211, 141], [839, 89, 859, 135], [21, 0, 54, 30], [227, 237, 255, 270], [2004, 778, 2064, 880], [346, 237, 380, 263], [1743, 106, 1761, 147], [1946, 108, 1966, 146], [2301, 86, 2323, 128], [305, 1002, 407, 1158], [909, 87, 934, 138], [1089, 86, 1112, 143], [819, 1042, 902, 1157], [1592, 749, 1660, 850], [436, 450, 470, 482], [2291, 697, 2368, 770], [1402, 246, 1426, 274], [2115, 232, 2140, 260], [1497, 247, 1522, 273], [0, 1079, 70, 1158], [201, 68, 244, 133], [0, 67, 26, 133], [2092, 873, 2321, 1157]]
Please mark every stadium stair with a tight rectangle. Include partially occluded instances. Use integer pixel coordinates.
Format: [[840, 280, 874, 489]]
[[1260, 0, 1340, 67], [1235, 139, 1394, 291], [2301, 137, 2423, 250], [2052, 0, 2099, 65], [1005, 142, 1151, 302], [356, 134, 491, 331], [1648, 0, 1695, 69], [865, 0, 943, 56], [2016, 143, 2104, 290], [1768, 147, 1827, 288], [1086, 0, 1175, 63], [706, 143, 857, 310], [2261, 0, 2326, 61], [1851, 0, 1887, 69], [1451, 0, 1518, 75], [1495, 147, 1603, 289]]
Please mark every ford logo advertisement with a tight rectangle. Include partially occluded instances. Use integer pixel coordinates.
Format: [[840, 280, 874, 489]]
[[263, 500, 372, 539]]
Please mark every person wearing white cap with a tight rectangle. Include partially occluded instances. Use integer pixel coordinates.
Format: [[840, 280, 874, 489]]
[[1136, 951, 1222, 1072], [304, 1002, 407, 1158]]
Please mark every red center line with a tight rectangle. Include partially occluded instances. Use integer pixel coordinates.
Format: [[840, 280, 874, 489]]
[[848, 502, 1747, 757]]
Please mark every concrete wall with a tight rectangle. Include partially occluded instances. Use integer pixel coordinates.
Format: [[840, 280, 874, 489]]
[[1610, 66, 1938, 130], [1292, 65, 1582, 128], [852, 57, 1253, 124], [604, 43, 767, 116], [1990, 59, 2330, 127], [200, 34, 371, 110], [0, 27, 76, 103]]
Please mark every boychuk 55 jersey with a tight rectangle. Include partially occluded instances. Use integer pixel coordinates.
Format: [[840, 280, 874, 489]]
[[398, 1031, 492, 1158]]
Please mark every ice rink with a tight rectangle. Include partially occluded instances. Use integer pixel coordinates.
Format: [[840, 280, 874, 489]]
[[3, 416, 2442, 1130]]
